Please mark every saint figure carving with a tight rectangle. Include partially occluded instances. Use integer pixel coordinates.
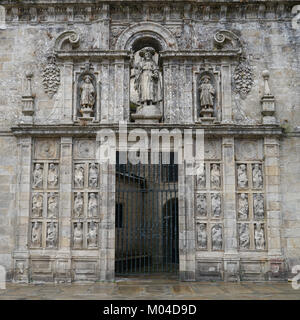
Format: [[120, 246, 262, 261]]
[[197, 223, 207, 249], [239, 223, 250, 249], [48, 163, 58, 187], [32, 193, 43, 217], [32, 222, 42, 247], [33, 164, 43, 188], [80, 75, 95, 110], [212, 224, 222, 250], [73, 223, 83, 248], [87, 222, 97, 248], [134, 47, 160, 106], [46, 222, 57, 248], [238, 193, 249, 220], [254, 223, 265, 250], [252, 164, 263, 189], [199, 76, 215, 110]]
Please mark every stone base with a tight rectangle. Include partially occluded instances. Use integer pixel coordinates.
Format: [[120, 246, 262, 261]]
[[78, 116, 95, 123], [131, 104, 162, 124], [198, 116, 216, 124]]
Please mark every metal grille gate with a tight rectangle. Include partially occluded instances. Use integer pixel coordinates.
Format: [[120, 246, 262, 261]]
[[115, 153, 179, 275]]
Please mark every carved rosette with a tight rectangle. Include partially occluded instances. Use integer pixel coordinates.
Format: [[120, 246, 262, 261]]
[[234, 59, 253, 99], [42, 53, 60, 98]]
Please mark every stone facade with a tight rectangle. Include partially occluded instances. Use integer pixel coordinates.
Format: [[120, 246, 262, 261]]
[[0, 0, 299, 282]]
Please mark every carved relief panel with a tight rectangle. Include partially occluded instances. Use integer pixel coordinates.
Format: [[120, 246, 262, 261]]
[[235, 139, 266, 251], [72, 139, 101, 249], [30, 139, 60, 249], [195, 139, 223, 251]]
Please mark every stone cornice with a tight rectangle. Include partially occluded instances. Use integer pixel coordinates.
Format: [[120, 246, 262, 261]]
[[11, 124, 283, 137]]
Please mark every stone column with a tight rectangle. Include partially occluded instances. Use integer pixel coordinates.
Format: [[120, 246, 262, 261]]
[[55, 137, 73, 283], [179, 155, 196, 281], [114, 59, 125, 122], [13, 137, 32, 283], [221, 65, 232, 123], [264, 137, 284, 279], [222, 137, 240, 281], [62, 60, 74, 124], [100, 60, 110, 123]]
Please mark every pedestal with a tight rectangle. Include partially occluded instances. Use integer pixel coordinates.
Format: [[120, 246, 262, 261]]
[[131, 104, 162, 124]]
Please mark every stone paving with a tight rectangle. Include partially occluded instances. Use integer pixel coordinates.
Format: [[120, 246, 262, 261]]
[[0, 277, 299, 300]]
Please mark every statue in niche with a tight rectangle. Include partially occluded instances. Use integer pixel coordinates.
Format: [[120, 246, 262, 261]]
[[198, 75, 215, 119], [196, 163, 206, 188], [134, 47, 160, 106], [79, 75, 95, 118], [48, 163, 58, 187], [87, 222, 97, 248], [33, 164, 43, 188], [73, 223, 83, 248], [74, 192, 83, 217], [211, 164, 220, 188], [238, 193, 249, 220], [31, 222, 42, 247], [239, 223, 250, 249], [197, 223, 207, 249], [253, 194, 264, 219], [89, 163, 98, 188], [252, 164, 263, 189], [88, 193, 98, 218], [212, 224, 222, 250], [46, 222, 57, 248], [254, 223, 265, 250], [211, 193, 221, 217], [48, 193, 58, 218], [74, 164, 84, 188], [196, 194, 207, 216], [237, 164, 248, 188], [32, 193, 43, 217]]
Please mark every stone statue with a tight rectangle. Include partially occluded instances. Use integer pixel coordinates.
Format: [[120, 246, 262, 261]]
[[253, 193, 264, 219], [254, 223, 265, 250], [74, 164, 84, 188], [33, 163, 43, 188], [80, 75, 95, 110], [212, 224, 222, 250], [89, 163, 98, 188], [134, 47, 160, 106], [197, 223, 207, 249], [239, 223, 250, 249], [196, 163, 206, 188], [73, 223, 83, 248], [48, 193, 58, 218], [238, 193, 249, 220], [32, 192, 43, 217], [46, 222, 57, 248], [31, 222, 42, 247], [199, 76, 215, 110], [211, 193, 221, 217], [74, 192, 83, 217], [196, 194, 207, 216], [87, 222, 97, 248], [211, 164, 221, 188], [252, 164, 263, 189], [88, 193, 98, 217], [237, 164, 248, 188], [48, 163, 58, 187]]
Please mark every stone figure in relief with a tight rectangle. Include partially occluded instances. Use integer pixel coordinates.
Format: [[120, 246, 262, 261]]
[[74, 192, 83, 217], [48, 163, 58, 187], [31, 222, 42, 247], [89, 163, 98, 188], [196, 164, 206, 188], [253, 194, 264, 219], [134, 47, 160, 106], [73, 223, 83, 248], [252, 164, 263, 189], [199, 76, 215, 110], [33, 164, 43, 188], [254, 223, 265, 250], [32, 193, 43, 217], [74, 164, 84, 188], [210, 164, 220, 188], [196, 194, 207, 216], [80, 75, 95, 110], [238, 193, 249, 220], [239, 223, 250, 249], [197, 223, 207, 249], [88, 193, 98, 217], [237, 164, 248, 188], [212, 224, 222, 250], [48, 193, 58, 218], [46, 222, 57, 248], [87, 222, 97, 248], [211, 193, 221, 217]]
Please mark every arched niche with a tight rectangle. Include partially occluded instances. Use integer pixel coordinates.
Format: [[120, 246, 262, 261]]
[[115, 22, 178, 51]]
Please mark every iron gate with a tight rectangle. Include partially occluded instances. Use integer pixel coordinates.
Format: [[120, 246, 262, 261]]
[[115, 152, 179, 275]]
